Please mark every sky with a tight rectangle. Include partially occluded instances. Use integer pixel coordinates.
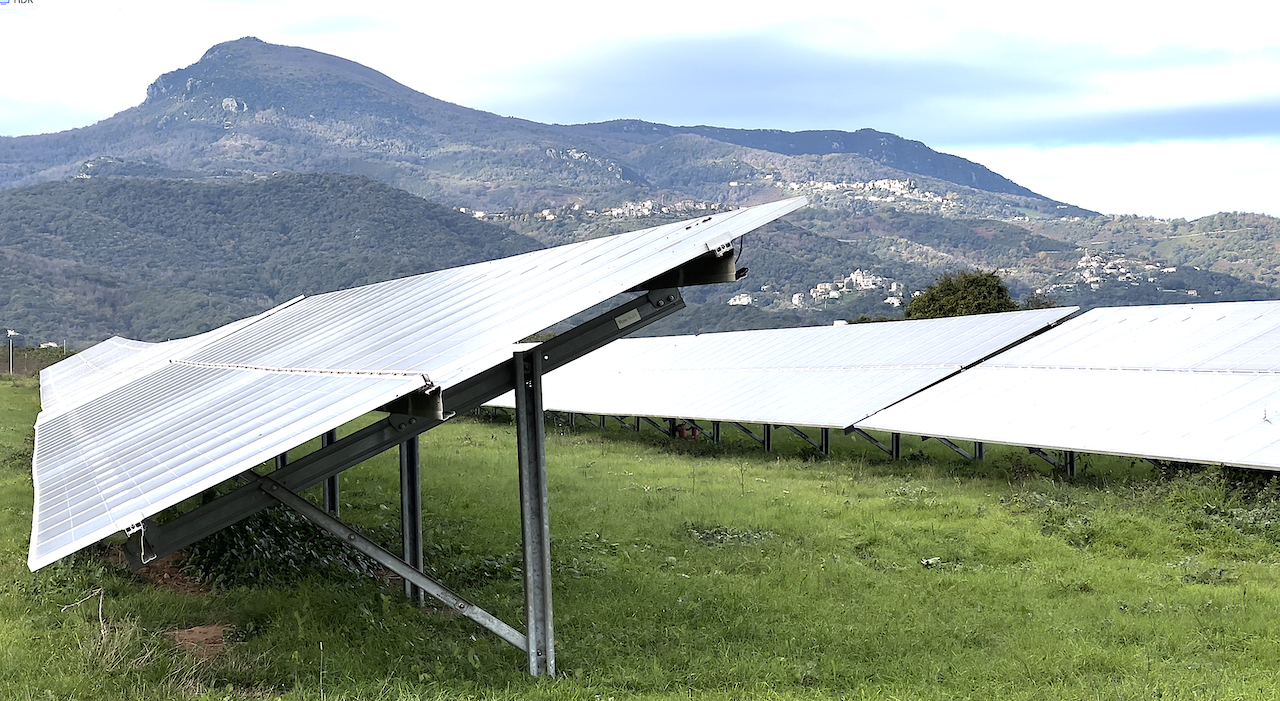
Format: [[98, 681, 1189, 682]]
[[1, 0, 1277, 220]]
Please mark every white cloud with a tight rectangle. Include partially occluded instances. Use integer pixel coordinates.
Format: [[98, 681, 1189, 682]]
[[951, 138, 1280, 219]]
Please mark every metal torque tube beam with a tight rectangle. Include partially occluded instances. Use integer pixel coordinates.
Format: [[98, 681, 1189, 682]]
[[514, 348, 555, 677]]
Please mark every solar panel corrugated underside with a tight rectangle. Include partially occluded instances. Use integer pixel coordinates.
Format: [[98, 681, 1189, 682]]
[[858, 301, 1280, 469], [29, 196, 806, 570], [489, 307, 1077, 428]]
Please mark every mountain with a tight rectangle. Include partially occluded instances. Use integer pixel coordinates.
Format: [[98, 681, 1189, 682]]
[[0, 37, 1082, 218], [1, 37, 1276, 347], [0, 174, 539, 343]]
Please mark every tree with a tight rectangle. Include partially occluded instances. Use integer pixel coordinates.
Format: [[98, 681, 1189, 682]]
[[904, 271, 1019, 319], [1019, 291, 1059, 310]]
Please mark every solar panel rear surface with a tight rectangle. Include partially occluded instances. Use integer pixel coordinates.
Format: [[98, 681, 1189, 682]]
[[858, 301, 1280, 469], [29, 196, 806, 570], [490, 307, 1076, 428]]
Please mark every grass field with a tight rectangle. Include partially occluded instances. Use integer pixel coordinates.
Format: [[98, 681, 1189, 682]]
[[3, 375, 1280, 700]]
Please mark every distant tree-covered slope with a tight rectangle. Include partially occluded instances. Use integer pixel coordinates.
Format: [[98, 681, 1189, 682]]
[[0, 174, 540, 345]]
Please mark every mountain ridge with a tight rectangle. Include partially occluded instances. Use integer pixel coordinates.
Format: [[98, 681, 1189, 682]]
[[0, 37, 1078, 217]]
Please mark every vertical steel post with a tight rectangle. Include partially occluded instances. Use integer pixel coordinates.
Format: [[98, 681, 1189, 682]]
[[820, 428, 830, 455], [667, 418, 677, 438], [322, 430, 340, 516], [891, 433, 902, 461], [275, 453, 288, 471], [1064, 450, 1076, 477], [974, 442, 985, 461], [712, 421, 721, 443], [400, 436, 424, 605], [763, 424, 773, 452], [514, 349, 555, 677]]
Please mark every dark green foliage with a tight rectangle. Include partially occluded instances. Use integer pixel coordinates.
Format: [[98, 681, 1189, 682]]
[[905, 270, 1019, 319], [180, 505, 379, 588], [1020, 291, 1059, 310], [0, 173, 540, 345]]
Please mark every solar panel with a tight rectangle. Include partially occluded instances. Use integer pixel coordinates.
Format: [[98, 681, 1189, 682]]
[[30, 196, 806, 570], [858, 301, 1280, 469], [489, 307, 1076, 429]]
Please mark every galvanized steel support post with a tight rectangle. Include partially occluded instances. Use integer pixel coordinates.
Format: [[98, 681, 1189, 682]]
[[763, 424, 773, 452], [322, 430, 339, 516], [400, 436, 424, 605], [514, 349, 555, 678], [1064, 450, 1077, 477], [891, 433, 901, 460], [974, 442, 985, 461], [821, 428, 830, 455], [712, 422, 721, 443]]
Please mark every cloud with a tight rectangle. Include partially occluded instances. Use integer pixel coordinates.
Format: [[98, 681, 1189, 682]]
[[473, 34, 1280, 148]]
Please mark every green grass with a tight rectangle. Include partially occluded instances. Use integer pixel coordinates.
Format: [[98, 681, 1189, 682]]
[[3, 378, 1280, 699]]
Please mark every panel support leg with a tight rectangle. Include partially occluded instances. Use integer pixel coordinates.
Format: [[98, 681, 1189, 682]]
[[1064, 450, 1076, 478], [514, 349, 555, 678], [712, 422, 721, 443], [400, 436, 424, 605], [322, 430, 339, 516], [974, 442, 985, 461], [821, 428, 830, 456], [763, 424, 773, 452], [891, 432, 901, 460]]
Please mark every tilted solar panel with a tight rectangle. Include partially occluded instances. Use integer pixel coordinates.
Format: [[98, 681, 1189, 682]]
[[858, 301, 1280, 469], [489, 307, 1077, 429], [29, 196, 806, 570]]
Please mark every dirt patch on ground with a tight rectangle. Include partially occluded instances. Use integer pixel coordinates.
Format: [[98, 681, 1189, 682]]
[[139, 551, 211, 596], [167, 625, 226, 658]]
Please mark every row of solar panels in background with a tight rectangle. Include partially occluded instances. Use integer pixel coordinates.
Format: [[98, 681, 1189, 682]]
[[489, 301, 1280, 471]]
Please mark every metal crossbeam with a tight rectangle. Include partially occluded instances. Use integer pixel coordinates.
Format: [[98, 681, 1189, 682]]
[[934, 437, 973, 460], [638, 416, 667, 433], [780, 424, 824, 453], [1028, 447, 1077, 476], [257, 475, 527, 650], [730, 422, 765, 447], [848, 427, 895, 458]]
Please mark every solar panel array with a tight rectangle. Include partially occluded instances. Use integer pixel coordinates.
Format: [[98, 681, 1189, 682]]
[[29, 196, 806, 570], [860, 301, 1280, 470], [490, 307, 1077, 429]]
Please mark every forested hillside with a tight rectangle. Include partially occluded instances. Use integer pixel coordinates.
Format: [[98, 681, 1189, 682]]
[[0, 174, 540, 344]]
